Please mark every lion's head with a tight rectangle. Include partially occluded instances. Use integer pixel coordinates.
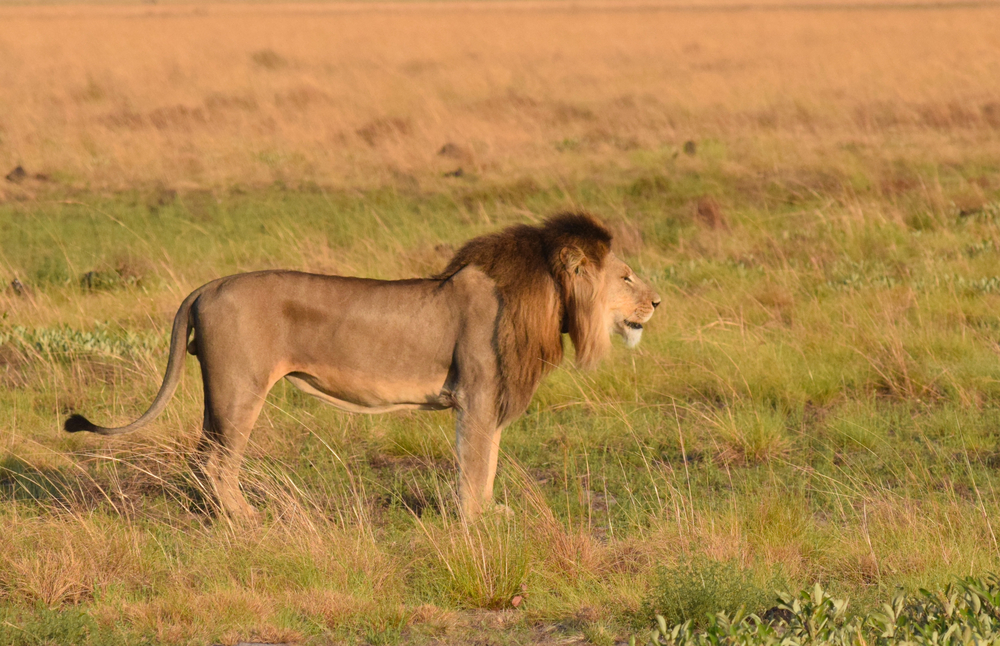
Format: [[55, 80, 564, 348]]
[[437, 213, 660, 423], [605, 252, 661, 349]]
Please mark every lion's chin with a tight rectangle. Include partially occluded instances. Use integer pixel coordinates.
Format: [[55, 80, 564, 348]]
[[621, 321, 643, 348]]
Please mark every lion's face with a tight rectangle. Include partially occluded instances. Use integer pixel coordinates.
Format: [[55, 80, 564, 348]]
[[604, 253, 660, 348]]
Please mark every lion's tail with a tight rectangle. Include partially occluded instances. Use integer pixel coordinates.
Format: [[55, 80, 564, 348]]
[[64, 285, 207, 436]]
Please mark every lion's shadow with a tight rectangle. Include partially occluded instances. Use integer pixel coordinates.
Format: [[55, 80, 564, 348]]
[[0, 453, 215, 518]]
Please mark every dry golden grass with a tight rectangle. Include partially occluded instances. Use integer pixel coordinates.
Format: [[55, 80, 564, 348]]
[[1, 2, 999, 194]]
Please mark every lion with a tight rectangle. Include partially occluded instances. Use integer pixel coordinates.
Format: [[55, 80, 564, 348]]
[[65, 213, 660, 519]]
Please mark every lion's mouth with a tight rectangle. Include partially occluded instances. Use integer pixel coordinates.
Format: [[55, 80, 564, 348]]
[[620, 319, 644, 349]]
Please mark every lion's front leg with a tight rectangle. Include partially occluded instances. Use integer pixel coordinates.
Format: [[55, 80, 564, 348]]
[[448, 267, 507, 520], [454, 386, 505, 520], [455, 370, 503, 520]]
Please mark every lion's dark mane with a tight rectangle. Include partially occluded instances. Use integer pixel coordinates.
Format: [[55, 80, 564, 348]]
[[435, 213, 613, 424]]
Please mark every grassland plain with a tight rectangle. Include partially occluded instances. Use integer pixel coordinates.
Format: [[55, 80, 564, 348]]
[[2, 1, 1000, 644]]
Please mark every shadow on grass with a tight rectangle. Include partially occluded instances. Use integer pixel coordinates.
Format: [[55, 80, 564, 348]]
[[0, 454, 215, 517]]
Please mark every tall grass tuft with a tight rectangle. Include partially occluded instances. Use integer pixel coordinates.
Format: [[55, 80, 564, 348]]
[[415, 500, 530, 610], [709, 403, 790, 466], [641, 557, 782, 629]]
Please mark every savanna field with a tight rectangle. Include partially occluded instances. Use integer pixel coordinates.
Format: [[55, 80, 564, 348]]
[[2, 1, 1000, 644]]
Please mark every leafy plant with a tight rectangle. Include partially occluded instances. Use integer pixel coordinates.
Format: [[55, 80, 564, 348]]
[[635, 577, 1000, 645], [0, 323, 159, 360]]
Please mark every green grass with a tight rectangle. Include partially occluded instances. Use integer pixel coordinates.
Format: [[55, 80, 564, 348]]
[[2, 151, 1000, 643]]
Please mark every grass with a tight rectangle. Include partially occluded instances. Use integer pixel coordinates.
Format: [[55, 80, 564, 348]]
[[642, 558, 784, 629], [2, 1, 1000, 644], [3, 169, 1000, 643]]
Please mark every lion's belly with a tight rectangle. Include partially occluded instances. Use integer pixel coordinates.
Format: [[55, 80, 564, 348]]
[[279, 306, 458, 410], [284, 367, 452, 413], [265, 275, 464, 411]]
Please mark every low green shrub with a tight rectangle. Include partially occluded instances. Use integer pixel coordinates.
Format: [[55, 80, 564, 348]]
[[635, 576, 1000, 645]]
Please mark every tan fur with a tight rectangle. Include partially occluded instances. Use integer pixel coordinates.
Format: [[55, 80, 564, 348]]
[[65, 213, 660, 519]]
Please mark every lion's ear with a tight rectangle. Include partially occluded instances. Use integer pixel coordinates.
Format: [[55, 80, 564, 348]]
[[560, 245, 588, 275]]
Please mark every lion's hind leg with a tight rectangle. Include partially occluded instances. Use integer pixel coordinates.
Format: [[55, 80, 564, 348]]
[[194, 366, 275, 520]]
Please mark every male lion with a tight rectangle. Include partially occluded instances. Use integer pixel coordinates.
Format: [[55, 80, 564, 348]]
[[65, 213, 660, 518]]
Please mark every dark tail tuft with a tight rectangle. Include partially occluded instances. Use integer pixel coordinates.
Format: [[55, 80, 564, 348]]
[[64, 414, 97, 433]]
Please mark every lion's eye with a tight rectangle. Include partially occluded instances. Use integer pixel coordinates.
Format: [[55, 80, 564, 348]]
[[623, 276, 633, 284]]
